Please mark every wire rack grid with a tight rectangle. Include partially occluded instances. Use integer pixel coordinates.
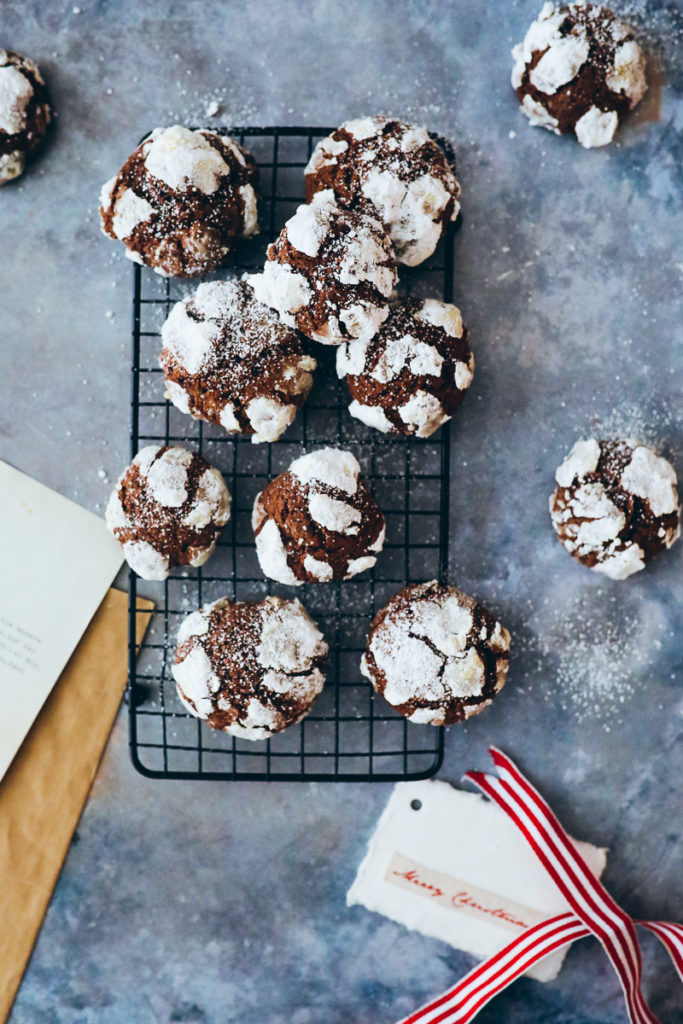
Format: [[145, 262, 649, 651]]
[[128, 125, 458, 782]]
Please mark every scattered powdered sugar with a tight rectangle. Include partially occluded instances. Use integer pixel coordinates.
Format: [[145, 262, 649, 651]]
[[526, 592, 670, 727], [290, 448, 360, 495]]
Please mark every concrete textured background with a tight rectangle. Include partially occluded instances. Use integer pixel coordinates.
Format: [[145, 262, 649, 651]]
[[1, 1, 681, 1021]]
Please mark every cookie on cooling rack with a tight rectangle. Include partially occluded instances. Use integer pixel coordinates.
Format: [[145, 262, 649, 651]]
[[252, 447, 386, 585], [361, 581, 511, 726], [305, 116, 460, 266], [99, 125, 259, 277], [0, 49, 51, 185], [248, 189, 397, 346], [160, 278, 316, 443], [105, 445, 231, 580], [173, 595, 328, 740], [550, 438, 680, 579], [511, 3, 647, 148], [337, 297, 474, 438]]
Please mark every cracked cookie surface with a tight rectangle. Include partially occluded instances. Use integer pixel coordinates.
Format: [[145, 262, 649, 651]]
[[361, 580, 510, 725], [173, 595, 328, 739]]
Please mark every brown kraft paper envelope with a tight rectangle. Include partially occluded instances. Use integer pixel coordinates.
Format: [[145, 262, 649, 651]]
[[0, 587, 153, 1023]]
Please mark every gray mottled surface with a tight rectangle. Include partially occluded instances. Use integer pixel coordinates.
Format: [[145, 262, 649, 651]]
[[2, 1, 682, 1022]]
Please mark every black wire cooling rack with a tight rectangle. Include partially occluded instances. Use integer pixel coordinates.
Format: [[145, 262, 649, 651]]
[[128, 125, 458, 782]]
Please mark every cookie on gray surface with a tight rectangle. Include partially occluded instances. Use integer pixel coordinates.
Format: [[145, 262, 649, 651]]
[[105, 445, 231, 580], [362, 581, 510, 725], [160, 278, 316, 443], [252, 447, 386, 585], [361, 581, 511, 726], [337, 297, 473, 437], [248, 189, 397, 346], [99, 125, 259, 277], [511, 3, 647, 148], [173, 595, 327, 740], [305, 116, 460, 266], [0, 49, 51, 185], [550, 438, 680, 580]]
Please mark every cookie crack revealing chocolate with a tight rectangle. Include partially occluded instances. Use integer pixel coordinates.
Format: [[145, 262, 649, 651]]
[[248, 189, 397, 346], [105, 445, 231, 580], [252, 448, 386, 585], [337, 296, 474, 438], [361, 581, 511, 726], [172, 595, 328, 740], [549, 438, 680, 580], [304, 116, 460, 266], [160, 278, 316, 443], [511, 3, 647, 148], [99, 125, 259, 277], [0, 49, 51, 185]]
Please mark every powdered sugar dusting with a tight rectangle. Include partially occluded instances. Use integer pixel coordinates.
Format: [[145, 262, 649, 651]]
[[526, 592, 671, 727], [290, 448, 360, 495], [308, 493, 362, 534], [147, 447, 193, 507], [0, 63, 33, 134], [257, 596, 328, 672], [143, 125, 231, 194]]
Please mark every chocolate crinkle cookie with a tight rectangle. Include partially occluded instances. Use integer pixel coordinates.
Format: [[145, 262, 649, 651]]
[[337, 297, 474, 438], [511, 3, 647, 148], [252, 447, 386, 585], [305, 116, 460, 266], [550, 439, 680, 580], [160, 278, 316, 443], [0, 49, 51, 185], [105, 445, 231, 580], [99, 125, 259, 277], [248, 189, 397, 346], [172, 595, 327, 740], [361, 581, 511, 726]]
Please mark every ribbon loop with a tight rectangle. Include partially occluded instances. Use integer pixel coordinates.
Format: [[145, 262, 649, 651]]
[[396, 749, 681, 1024]]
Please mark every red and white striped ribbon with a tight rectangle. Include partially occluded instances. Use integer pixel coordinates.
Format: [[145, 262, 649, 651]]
[[396, 748, 682, 1024]]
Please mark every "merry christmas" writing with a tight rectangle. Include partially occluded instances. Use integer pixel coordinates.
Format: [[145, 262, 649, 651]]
[[385, 853, 548, 933]]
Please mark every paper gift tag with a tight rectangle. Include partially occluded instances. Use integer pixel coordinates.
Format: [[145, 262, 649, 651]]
[[347, 779, 607, 982], [0, 460, 123, 782]]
